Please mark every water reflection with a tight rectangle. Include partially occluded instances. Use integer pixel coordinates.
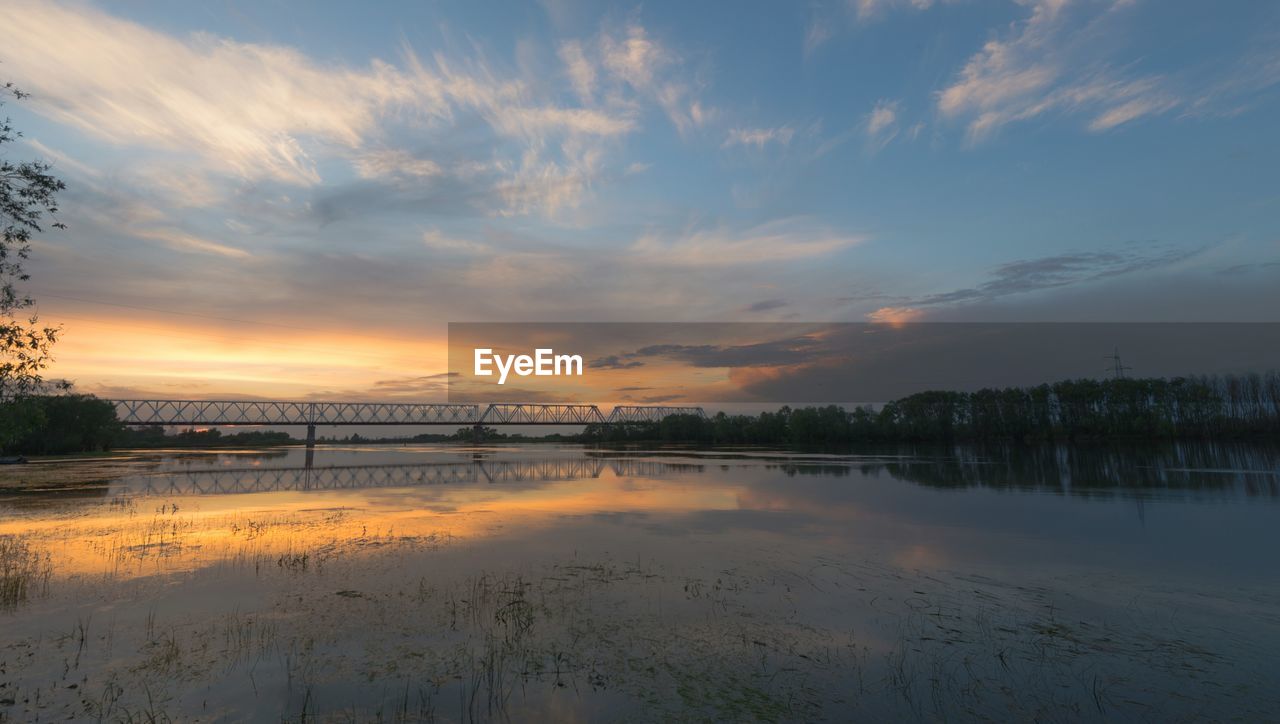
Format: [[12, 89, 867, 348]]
[[121, 458, 697, 496], [0, 442, 1277, 721], [7, 441, 1274, 502], [878, 442, 1280, 498]]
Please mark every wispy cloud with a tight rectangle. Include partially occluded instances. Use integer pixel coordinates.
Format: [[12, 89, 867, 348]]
[[722, 126, 795, 149], [370, 372, 456, 395], [0, 2, 693, 220], [353, 149, 444, 181], [936, 0, 1179, 142], [746, 298, 789, 312], [557, 40, 597, 102], [421, 229, 490, 256], [913, 245, 1201, 308], [0, 2, 425, 185], [133, 228, 253, 259], [589, 355, 646, 370], [865, 306, 924, 324], [803, 19, 835, 57], [590, 23, 713, 136], [630, 220, 866, 267], [853, 0, 939, 23], [613, 335, 829, 368], [23, 138, 101, 178], [865, 99, 901, 150]]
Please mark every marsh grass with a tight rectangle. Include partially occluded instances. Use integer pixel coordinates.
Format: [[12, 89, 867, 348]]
[[0, 534, 51, 609], [2, 537, 1271, 722]]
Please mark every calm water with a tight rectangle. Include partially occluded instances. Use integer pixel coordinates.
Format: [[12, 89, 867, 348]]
[[1, 443, 1278, 722]]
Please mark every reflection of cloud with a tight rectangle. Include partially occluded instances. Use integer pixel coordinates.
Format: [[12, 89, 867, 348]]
[[893, 544, 946, 570]]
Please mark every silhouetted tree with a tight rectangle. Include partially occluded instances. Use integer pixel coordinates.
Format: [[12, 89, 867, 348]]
[[578, 373, 1280, 446], [0, 81, 67, 451], [0, 82, 65, 437], [7, 394, 121, 454]]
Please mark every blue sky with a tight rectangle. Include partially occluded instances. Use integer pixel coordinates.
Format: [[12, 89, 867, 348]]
[[1, 0, 1278, 398]]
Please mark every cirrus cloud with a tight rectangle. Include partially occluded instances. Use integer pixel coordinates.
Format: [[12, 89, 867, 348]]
[[630, 220, 866, 267], [936, 0, 1181, 142]]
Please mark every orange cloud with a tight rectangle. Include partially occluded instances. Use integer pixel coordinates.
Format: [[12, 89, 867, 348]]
[[866, 306, 924, 325], [41, 310, 448, 400]]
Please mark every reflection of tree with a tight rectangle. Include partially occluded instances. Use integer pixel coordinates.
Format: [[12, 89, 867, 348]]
[[762, 463, 856, 478], [870, 443, 1280, 499], [10, 443, 1277, 505], [593, 443, 1280, 499]]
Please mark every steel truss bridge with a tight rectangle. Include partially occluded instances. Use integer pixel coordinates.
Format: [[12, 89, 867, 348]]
[[108, 400, 706, 446], [120, 459, 702, 497]]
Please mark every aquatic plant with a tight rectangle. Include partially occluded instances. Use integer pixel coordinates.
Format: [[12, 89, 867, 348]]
[[0, 534, 50, 608]]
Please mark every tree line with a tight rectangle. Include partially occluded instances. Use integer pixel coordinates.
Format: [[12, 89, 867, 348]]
[[584, 373, 1280, 444], [2, 372, 1278, 455]]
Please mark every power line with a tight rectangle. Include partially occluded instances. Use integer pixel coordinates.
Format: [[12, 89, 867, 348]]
[[1104, 347, 1132, 379]]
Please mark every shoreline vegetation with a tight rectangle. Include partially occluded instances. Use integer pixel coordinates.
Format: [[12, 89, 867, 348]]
[[1, 372, 1278, 455]]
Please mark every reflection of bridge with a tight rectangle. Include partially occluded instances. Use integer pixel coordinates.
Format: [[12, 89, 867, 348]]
[[124, 459, 693, 496], [109, 401, 706, 446]]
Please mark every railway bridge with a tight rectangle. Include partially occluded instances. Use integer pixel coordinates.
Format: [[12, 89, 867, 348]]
[[109, 400, 706, 447]]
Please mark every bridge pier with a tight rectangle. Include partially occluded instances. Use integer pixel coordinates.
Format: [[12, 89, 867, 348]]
[[472, 423, 484, 444], [306, 424, 316, 448]]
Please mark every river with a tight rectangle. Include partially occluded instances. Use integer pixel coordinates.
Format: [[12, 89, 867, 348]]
[[1, 442, 1278, 721]]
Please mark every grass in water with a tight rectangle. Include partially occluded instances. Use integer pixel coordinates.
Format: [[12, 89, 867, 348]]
[[0, 535, 51, 609]]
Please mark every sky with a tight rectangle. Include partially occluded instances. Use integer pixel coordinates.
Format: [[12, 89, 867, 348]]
[[1, 0, 1279, 401]]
